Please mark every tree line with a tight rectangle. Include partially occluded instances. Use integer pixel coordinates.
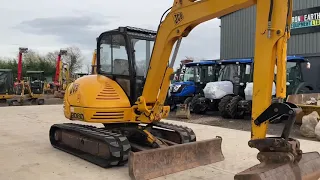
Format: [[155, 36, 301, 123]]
[[0, 46, 84, 80]]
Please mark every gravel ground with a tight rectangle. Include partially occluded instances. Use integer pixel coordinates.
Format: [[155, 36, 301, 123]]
[[167, 110, 319, 142]]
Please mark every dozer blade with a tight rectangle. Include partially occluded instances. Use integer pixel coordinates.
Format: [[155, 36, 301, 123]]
[[128, 137, 224, 180], [234, 151, 320, 180], [175, 104, 190, 119]]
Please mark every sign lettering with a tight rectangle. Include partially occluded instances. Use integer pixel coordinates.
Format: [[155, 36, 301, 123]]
[[291, 6, 320, 35]]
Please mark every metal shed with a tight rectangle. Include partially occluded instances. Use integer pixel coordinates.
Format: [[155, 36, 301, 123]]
[[220, 0, 320, 92]]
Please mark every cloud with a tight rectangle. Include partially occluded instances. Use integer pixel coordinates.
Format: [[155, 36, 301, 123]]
[[16, 14, 116, 49], [1, 0, 221, 72]]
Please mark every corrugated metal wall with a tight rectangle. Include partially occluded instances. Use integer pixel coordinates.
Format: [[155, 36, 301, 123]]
[[220, 0, 320, 59]]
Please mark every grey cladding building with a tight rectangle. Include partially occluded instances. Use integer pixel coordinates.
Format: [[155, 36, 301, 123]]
[[220, 0, 320, 91]]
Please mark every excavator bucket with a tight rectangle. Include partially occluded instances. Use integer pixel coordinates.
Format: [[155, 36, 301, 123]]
[[234, 102, 320, 180], [175, 103, 191, 119], [128, 137, 224, 180], [234, 151, 320, 180]]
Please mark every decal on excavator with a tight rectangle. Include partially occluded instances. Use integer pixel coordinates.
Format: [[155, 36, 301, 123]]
[[173, 12, 184, 24], [70, 112, 84, 120], [69, 83, 79, 95]]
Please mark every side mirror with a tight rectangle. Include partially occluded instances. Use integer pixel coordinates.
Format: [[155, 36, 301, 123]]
[[306, 62, 311, 69], [245, 65, 251, 75], [286, 82, 290, 86]]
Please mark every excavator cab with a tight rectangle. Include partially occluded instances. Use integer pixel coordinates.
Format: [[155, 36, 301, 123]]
[[98, 26, 156, 104], [0, 69, 14, 102], [25, 71, 45, 95]]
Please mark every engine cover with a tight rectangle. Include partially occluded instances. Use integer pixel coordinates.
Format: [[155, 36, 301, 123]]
[[63, 75, 132, 123]]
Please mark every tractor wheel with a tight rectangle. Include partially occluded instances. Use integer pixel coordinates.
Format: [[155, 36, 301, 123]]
[[225, 96, 244, 119], [189, 94, 202, 112], [36, 99, 45, 105], [192, 97, 207, 114], [184, 97, 193, 105], [218, 95, 233, 118]]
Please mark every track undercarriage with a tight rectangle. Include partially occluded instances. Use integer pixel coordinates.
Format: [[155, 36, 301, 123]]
[[49, 121, 220, 170], [49, 122, 196, 165], [49, 121, 224, 179]]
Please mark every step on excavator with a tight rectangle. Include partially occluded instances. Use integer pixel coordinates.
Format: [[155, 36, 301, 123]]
[[49, 0, 320, 180]]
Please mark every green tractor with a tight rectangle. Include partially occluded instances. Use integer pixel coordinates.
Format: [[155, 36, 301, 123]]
[[285, 56, 313, 95]]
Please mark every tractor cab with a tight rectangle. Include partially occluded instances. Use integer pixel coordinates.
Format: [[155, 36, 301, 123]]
[[0, 69, 14, 101], [168, 60, 220, 110], [285, 56, 313, 95], [217, 58, 253, 98], [25, 71, 45, 95], [203, 58, 253, 101]]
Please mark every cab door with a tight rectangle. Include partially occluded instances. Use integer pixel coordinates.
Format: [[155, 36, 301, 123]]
[[99, 33, 133, 100]]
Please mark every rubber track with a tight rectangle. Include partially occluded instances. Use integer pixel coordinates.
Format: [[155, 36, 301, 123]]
[[49, 123, 131, 168], [153, 122, 196, 143]]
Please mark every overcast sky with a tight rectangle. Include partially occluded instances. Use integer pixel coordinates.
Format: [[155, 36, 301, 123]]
[[0, 0, 221, 72]]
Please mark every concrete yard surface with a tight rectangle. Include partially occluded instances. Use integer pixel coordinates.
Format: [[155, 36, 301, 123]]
[[0, 105, 319, 180]]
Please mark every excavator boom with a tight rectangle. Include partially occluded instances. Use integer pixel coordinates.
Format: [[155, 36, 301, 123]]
[[49, 0, 320, 179]]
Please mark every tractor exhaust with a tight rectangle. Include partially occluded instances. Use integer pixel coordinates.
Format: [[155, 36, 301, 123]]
[[128, 137, 224, 180]]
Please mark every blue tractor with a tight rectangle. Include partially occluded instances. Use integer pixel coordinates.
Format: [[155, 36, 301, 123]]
[[167, 60, 220, 111]]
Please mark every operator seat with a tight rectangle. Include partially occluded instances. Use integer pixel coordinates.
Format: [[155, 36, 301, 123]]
[[113, 59, 130, 97]]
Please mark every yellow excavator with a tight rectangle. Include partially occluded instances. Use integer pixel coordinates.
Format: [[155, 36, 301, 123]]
[[53, 49, 70, 98], [49, 0, 320, 180]]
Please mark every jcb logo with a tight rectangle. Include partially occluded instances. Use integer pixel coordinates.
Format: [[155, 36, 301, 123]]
[[69, 83, 79, 95], [173, 12, 184, 24]]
